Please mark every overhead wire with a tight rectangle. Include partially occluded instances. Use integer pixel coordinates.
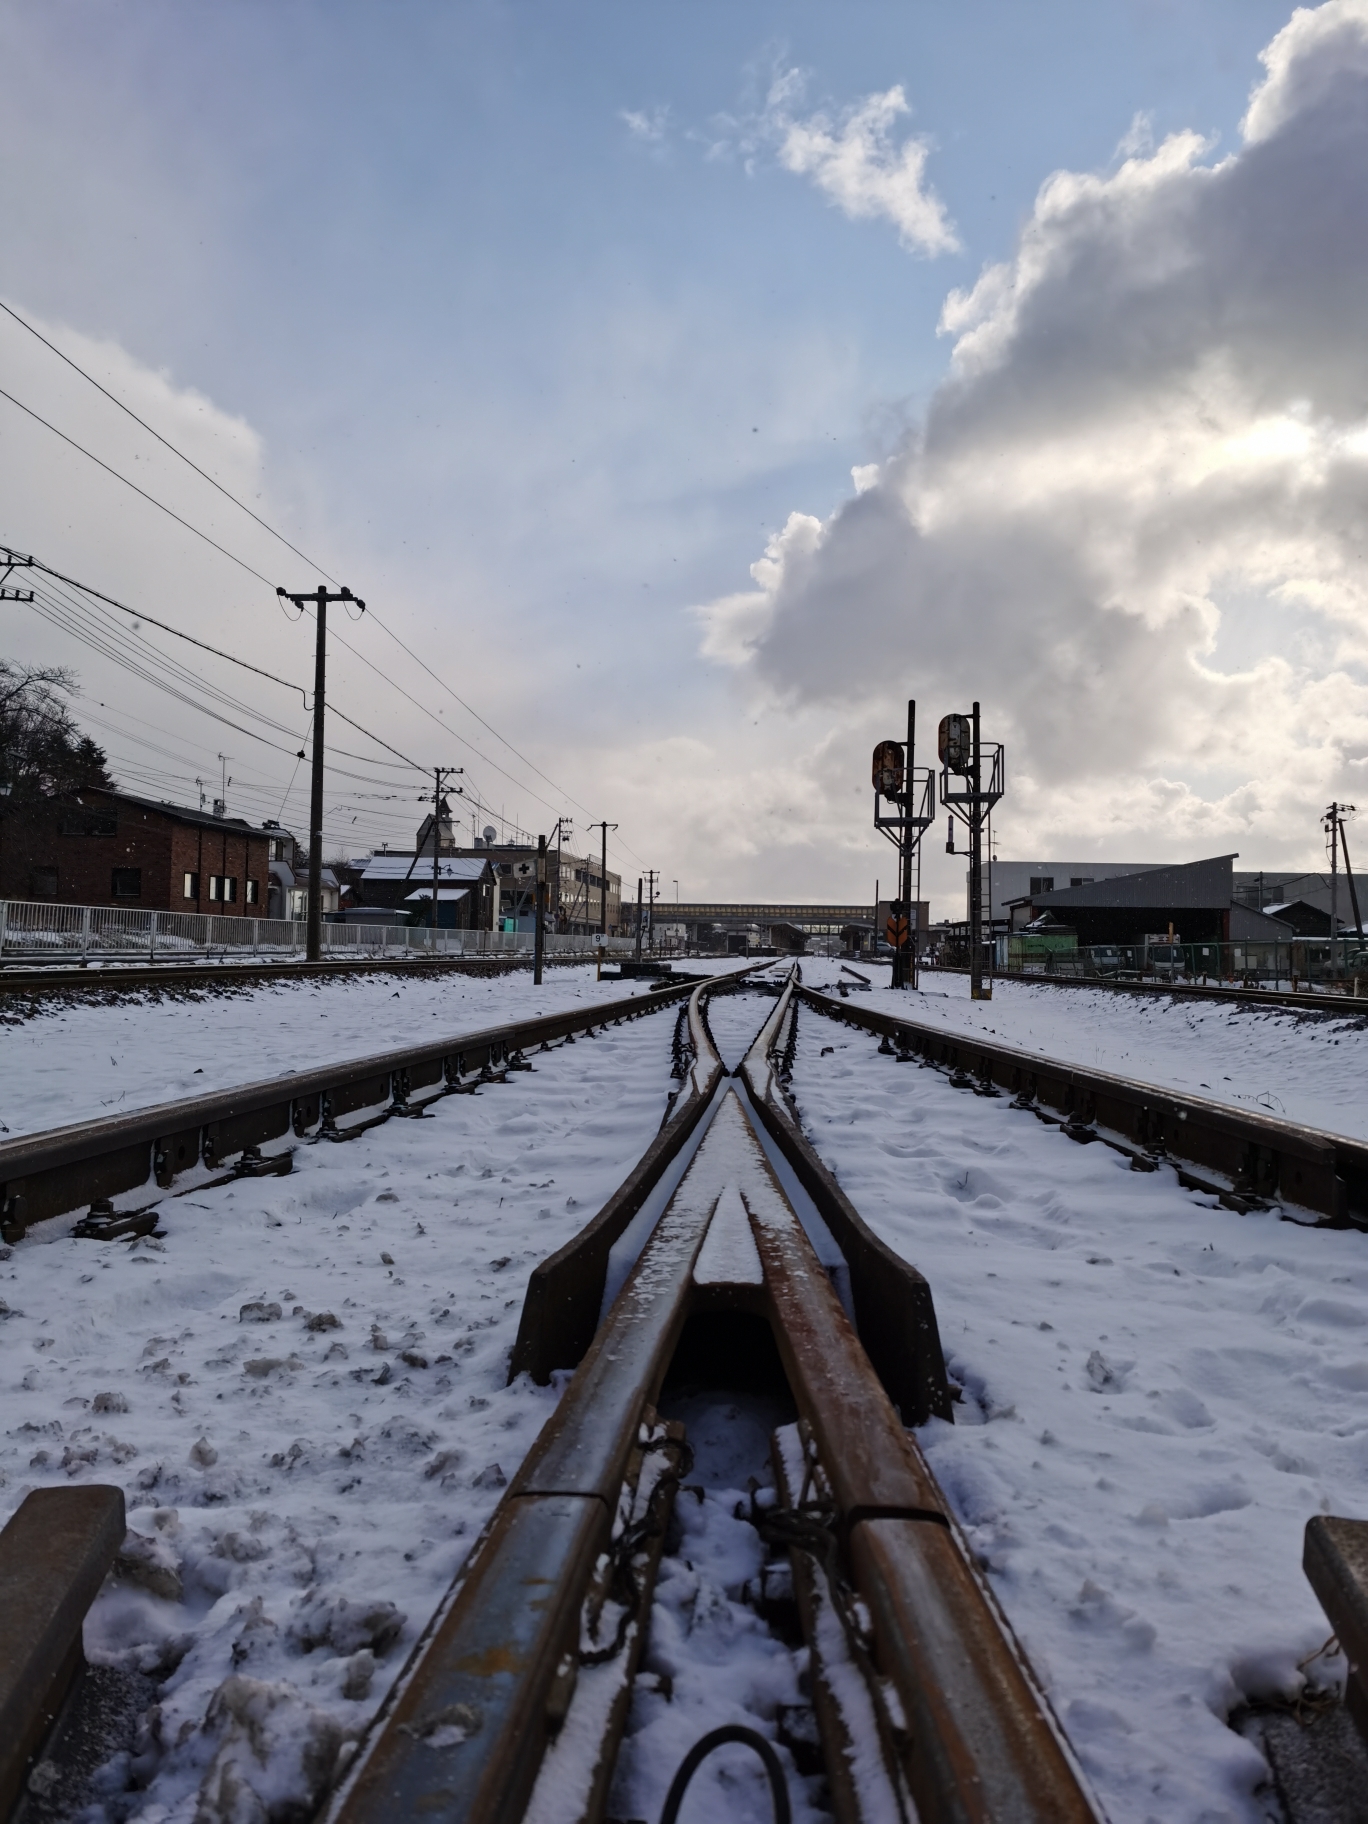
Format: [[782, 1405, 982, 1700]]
[[0, 299, 339, 583], [0, 387, 277, 587], [0, 319, 640, 862]]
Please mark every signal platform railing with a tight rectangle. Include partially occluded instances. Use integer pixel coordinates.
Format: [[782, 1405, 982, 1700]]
[[0, 899, 636, 965]]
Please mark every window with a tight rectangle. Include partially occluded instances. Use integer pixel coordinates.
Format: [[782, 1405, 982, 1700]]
[[58, 810, 117, 836], [183, 872, 199, 900], [246, 878, 259, 905], [223, 876, 238, 903], [112, 868, 142, 899], [1029, 876, 1055, 895], [1070, 876, 1093, 888]]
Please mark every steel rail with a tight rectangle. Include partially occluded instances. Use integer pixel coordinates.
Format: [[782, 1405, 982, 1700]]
[[0, 975, 722, 1242], [739, 973, 954, 1425], [0, 952, 592, 1001], [507, 975, 729, 1383], [801, 985, 1368, 1227], [924, 960, 1368, 1016], [325, 994, 1099, 1824]]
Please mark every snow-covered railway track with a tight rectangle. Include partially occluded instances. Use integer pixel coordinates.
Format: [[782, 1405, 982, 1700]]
[[322, 976, 1099, 1824], [0, 977, 716, 1246], [925, 963, 1368, 1018], [805, 985, 1368, 1230], [0, 953, 544, 1006]]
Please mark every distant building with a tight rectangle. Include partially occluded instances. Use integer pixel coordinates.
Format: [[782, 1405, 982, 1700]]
[[1006, 855, 1294, 945], [358, 852, 495, 929], [0, 785, 271, 914], [459, 839, 621, 935], [975, 860, 1164, 923], [260, 822, 340, 923]]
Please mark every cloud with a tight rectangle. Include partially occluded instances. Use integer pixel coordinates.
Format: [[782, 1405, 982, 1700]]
[[621, 105, 670, 145], [693, 1, 1368, 876], [762, 72, 959, 255]]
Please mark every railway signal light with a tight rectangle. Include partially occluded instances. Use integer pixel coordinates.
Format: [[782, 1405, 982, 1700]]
[[938, 713, 972, 775], [871, 740, 905, 799], [885, 901, 910, 949]]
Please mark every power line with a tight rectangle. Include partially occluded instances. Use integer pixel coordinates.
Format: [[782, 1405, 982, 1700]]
[[0, 325, 639, 856], [19, 551, 308, 705], [0, 298, 339, 583], [0, 387, 277, 587]]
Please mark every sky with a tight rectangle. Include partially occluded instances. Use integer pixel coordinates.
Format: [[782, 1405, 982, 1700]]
[[2, 0, 1362, 916]]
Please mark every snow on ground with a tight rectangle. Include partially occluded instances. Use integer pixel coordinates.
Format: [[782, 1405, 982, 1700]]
[[787, 1001, 1368, 1824], [801, 960, 1368, 1140], [0, 999, 693, 1822], [0, 962, 744, 1141]]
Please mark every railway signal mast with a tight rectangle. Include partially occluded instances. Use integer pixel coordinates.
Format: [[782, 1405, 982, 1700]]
[[941, 702, 1005, 1001], [871, 699, 936, 990]]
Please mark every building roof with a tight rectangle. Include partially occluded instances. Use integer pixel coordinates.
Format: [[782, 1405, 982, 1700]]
[[404, 886, 472, 903], [361, 853, 491, 884], [82, 785, 265, 837], [1032, 855, 1238, 912]]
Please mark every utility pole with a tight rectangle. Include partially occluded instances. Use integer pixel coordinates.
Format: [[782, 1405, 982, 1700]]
[[1339, 809, 1363, 941], [1327, 802, 1341, 982], [644, 870, 659, 954], [427, 766, 463, 948], [635, 878, 643, 960], [534, 834, 547, 984], [277, 583, 365, 962], [587, 822, 617, 935], [0, 549, 34, 602]]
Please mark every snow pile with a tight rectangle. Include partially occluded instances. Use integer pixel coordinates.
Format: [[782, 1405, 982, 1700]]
[[802, 961, 1368, 1140], [0, 1003, 684, 1821], [788, 1006, 1368, 1822]]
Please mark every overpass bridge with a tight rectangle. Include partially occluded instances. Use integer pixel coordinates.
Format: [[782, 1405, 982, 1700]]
[[637, 902, 874, 940]]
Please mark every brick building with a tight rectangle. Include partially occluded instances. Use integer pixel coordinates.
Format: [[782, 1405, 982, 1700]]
[[0, 786, 271, 914]]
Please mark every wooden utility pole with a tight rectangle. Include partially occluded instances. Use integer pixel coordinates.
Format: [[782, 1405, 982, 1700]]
[[588, 822, 617, 935], [277, 583, 365, 961], [534, 834, 547, 984], [427, 767, 463, 947], [634, 878, 643, 960]]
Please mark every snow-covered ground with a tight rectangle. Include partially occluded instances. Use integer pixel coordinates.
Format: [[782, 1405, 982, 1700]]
[[787, 999, 1368, 1823], [0, 962, 744, 1141], [802, 960, 1368, 1140], [0, 999, 695, 1822]]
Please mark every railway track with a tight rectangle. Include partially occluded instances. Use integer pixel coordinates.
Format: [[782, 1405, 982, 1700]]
[[6, 967, 1365, 1818], [0, 950, 598, 1005], [314, 972, 1099, 1823], [925, 961, 1368, 1017], [0, 970, 725, 1243], [811, 982, 1368, 1229]]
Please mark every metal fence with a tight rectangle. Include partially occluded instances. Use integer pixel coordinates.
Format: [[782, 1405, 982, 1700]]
[[992, 933, 1368, 992], [0, 899, 636, 964]]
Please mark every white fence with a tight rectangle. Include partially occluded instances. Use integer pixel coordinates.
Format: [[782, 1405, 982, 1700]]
[[0, 899, 636, 965]]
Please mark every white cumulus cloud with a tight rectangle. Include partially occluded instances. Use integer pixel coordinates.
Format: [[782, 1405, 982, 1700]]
[[762, 72, 959, 256], [694, 1, 1368, 877]]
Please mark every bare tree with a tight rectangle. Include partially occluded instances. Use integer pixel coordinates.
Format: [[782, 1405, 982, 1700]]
[[0, 662, 111, 802]]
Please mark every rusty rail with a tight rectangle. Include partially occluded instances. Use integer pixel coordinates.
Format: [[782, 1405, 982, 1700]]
[[0, 975, 723, 1242], [328, 1049, 1099, 1822], [0, 1485, 126, 1817], [507, 976, 728, 1382], [739, 972, 953, 1424], [925, 960, 1368, 1017], [801, 985, 1368, 1227]]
